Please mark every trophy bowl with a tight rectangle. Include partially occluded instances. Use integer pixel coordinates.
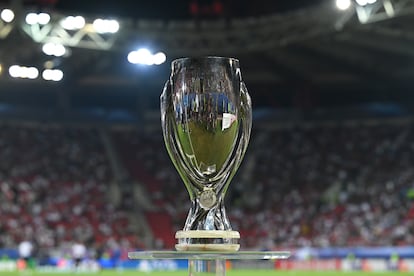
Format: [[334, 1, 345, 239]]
[[161, 56, 252, 251]]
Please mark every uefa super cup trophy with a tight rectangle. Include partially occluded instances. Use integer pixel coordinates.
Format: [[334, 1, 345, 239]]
[[161, 57, 252, 251]]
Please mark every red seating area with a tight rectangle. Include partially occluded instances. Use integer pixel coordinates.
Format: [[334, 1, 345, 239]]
[[145, 211, 176, 248], [112, 130, 164, 193], [112, 129, 179, 246], [0, 124, 142, 251]]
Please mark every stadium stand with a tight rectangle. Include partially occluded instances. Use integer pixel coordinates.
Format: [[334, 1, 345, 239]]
[[110, 117, 414, 250], [0, 123, 144, 258], [1, 118, 413, 256]]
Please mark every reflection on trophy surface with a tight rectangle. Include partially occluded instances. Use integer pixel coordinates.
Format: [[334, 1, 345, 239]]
[[161, 57, 252, 251]]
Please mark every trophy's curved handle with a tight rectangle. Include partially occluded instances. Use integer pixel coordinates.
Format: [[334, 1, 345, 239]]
[[220, 81, 252, 196], [161, 80, 200, 200], [238, 81, 253, 161]]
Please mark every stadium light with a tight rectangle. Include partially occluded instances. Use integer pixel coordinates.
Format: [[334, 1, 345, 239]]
[[42, 43, 66, 57], [127, 48, 167, 65], [355, 0, 371, 6], [355, 0, 367, 5], [37, 13, 51, 25], [25, 12, 50, 25], [336, 0, 352, 10], [60, 15, 85, 30], [153, 52, 167, 65], [42, 69, 63, 81], [128, 48, 152, 65], [25, 13, 37, 25], [0, 63, 2, 75], [26, 67, 39, 79], [93, 18, 119, 33], [1, 8, 15, 23], [8, 65, 19, 78], [9, 65, 39, 79]]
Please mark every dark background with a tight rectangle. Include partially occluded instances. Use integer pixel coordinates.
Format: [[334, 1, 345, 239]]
[[0, 0, 413, 124]]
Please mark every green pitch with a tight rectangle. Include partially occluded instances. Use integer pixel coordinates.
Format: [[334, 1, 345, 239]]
[[0, 270, 407, 276]]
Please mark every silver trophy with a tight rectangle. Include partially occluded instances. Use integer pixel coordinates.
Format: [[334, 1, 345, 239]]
[[161, 56, 252, 251]]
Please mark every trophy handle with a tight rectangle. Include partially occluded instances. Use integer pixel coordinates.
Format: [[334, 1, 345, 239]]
[[219, 81, 252, 196], [239, 81, 253, 161], [161, 80, 202, 200]]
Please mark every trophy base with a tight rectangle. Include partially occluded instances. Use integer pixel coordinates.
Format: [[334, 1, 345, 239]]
[[175, 243, 240, 251], [129, 250, 290, 276], [175, 230, 240, 252]]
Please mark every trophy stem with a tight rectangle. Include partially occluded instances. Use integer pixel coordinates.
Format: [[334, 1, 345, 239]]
[[188, 259, 226, 276], [185, 191, 230, 229], [176, 196, 240, 251]]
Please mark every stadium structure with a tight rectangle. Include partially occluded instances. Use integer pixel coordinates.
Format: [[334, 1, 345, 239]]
[[0, 0, 414, 274]]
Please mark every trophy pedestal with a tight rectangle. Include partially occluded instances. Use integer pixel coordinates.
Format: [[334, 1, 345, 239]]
[[175, 230, 240, 252], [128, 251, 290, 276]]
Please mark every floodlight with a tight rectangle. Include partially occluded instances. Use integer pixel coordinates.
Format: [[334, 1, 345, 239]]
[[53, 44, 66, 57], [37, 12, 50, 25], [128, 48, 152, 65], [93, 18, 119, 33], [25, 13, 38, 25], [127, 51, 137, 64], [9, 65, 21, 78], [73, 16, 85, 29], [336, 0, 352, 10], [42, 69, 63, 81], [153, 52, 167, 65], [356, 0, 368, 6], [107, 20, 120, 33], [25, 12, 51, 25], [1, 8, 15, 23], [27, 67, 39, 79], [60, 15, 85, 30], [93, 19, 104, 33], [42, 43, 66, 57], [128, 48, 166, 66], [53, 70, 64, 81], [9, 65, 39, 79]]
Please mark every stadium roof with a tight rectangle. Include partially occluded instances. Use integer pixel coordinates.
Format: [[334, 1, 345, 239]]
[[0, 0, 414, 123]]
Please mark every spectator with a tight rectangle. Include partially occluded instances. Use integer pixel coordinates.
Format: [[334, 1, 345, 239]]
[[18, 239, 34, 269], [71, 240, 87, 270]]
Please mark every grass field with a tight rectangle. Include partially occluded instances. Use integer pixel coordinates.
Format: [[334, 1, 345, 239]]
[[0, 270, 408, 276]]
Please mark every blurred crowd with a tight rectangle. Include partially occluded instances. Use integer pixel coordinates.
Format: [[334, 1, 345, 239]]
[[231, 120, 414, 249], [0, 124, 140, 259], [1, 119, 414, 255], [114, 119, 414, 250]]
